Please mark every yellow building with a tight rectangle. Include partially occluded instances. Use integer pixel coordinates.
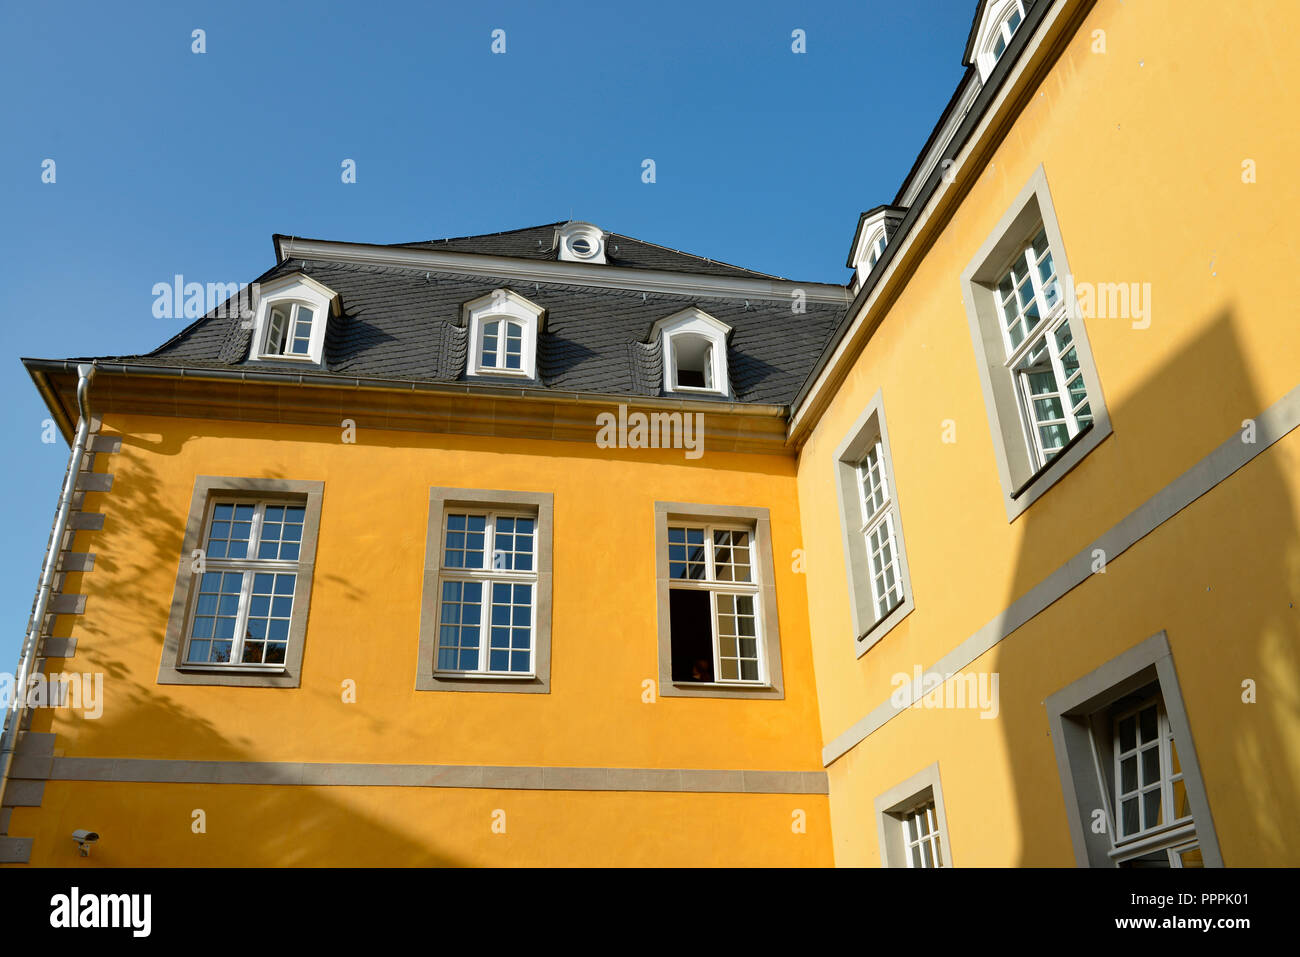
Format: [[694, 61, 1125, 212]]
[[3, 0, 1297, 867]]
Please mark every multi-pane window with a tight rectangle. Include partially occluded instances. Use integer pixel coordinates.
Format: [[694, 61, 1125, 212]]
[[1113, 698, 1193, 843], [858, 440, 903, 622], [480, 319, 524, 372], [903, 801, 945, 868], [995, 227, 1092, 468], [988, 1, 1025, 64], [864, 232, 887, 272], [263, 302, 315, 358], [435, 511, 537, 675], [185, 502, 305, 667], [667, 524, 762, 683]]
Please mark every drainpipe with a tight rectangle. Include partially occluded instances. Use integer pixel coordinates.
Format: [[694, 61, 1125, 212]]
[[0, 363, 95, 811]]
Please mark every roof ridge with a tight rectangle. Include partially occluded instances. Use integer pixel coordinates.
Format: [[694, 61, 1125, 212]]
[[606, 232, 786, 281], [389, 222, 566, 248]]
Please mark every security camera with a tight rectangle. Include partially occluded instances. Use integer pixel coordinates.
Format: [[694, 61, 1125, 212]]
[[71, 830, 99, 856]]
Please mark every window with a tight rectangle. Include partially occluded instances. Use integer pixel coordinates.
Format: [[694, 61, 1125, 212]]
[[848, 207, 905, 289], [417, 488, 553, 693], [961, 166, 1111, 521], [480, 319, 524, 372], [666, 523, 762, 683], [184, 502, 304, 667], [462, 289, 544, 379], [435, 512, 537, 676], [248, 273, 339, 365], [1045, 631, 1222, 867], [654, 503, 784, 699], [973, 0, 1026, 81], [858, 440, 903, 621], [158, 477, 324, 688], [556, 221, 606, 264], [864, 234, 886, 272], [652, 308, 731, 397], [672, 335, 714, 390], [262, 302, 315, 358], [995, 227, 1092, 469], [834, 390, 915, 655], [903, 801, 944, 868], [875, 763, 953, 868]]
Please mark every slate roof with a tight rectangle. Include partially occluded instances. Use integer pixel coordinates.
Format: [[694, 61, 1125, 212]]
[[93, 229, 848, 406], [390, 222, 789, 280]]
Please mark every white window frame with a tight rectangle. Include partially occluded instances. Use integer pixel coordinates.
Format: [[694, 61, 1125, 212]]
[[248, 273, 338, 365], [960, 165, 1112, 521], [975, 0, 1026, 81], [902, 799, 946, 868], [556, 221, 607, 264], [1045, 631, 1223, 868], [183, 500, 305, 672], [1107, 696, 1198, 866], [433, 510, 539, 678], [652, 307, 731, 397], [994, 227, 1092, 470], [857, 439, 905, 623], [463, 288, 543, 379], [665, 521, 766, 686], [834, 391, 915, 655], [875, 763, 954, 868]]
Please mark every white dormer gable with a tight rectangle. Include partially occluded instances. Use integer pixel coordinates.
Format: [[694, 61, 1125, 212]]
[[970, 0, 1027, 82], [249, 272, 341, 364], [849, 212, 892, 289], [651, 307, 731, 397], [555, 222, 607, 264], [462, 288, 545, 379]]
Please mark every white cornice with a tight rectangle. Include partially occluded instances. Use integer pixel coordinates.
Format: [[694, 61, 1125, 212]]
[[277, 237, 850, 304]]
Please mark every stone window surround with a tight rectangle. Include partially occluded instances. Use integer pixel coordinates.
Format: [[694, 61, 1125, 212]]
[[157, 476, 324, 688], [417, 487, 554, 694], [874, 761, 954, 867], [832, 389, 917, 656], [653, 501, 784, 699], [1044, 630, 1223, 868], [960, 164, 1112, 522]]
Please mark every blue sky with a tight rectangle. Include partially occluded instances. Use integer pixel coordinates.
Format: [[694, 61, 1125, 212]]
[[0, 0, 975, 667]]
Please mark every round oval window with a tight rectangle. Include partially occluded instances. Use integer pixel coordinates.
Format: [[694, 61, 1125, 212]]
[[568, 236, 595, 258]]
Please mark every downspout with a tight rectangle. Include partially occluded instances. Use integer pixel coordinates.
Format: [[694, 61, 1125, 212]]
[[0, 363, 95, 809]]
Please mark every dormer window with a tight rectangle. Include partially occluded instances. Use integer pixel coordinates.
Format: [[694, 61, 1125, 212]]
[[651, 308, 731, 397], [974, 0, 1026, 81], [863, 231, 887, 273], [556, 222, 607, 264], [463, 288, 544, 379], [263, 302, 315, 357], [481, 318, 524, 371], [848, 206, 905, 290], [249, 273, 340, 365], [673, 335, 714, 389]]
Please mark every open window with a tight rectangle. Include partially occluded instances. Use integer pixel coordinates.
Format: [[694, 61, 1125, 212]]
[[651, 308, 730, 397], [961, 166, 1111, 521], [248, 273, 340, 365], [654, 502, 783, 698], [462, 288, 544, 379]]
